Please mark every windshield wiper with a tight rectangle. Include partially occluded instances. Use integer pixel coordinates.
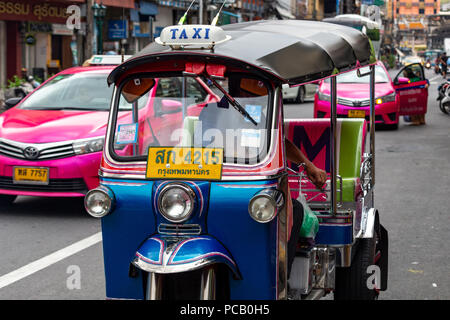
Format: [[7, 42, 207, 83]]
[[206, 76, 258, 126]]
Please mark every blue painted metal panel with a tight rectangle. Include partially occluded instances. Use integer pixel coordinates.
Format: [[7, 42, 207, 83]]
[[100, 178, 156, 299], [207, 180, 279, 300], [315, 224, 353, 245], [99, 177, 279, 299]]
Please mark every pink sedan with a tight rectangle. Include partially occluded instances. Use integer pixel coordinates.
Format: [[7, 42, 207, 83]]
[[314, 61, 428, 129], [0, 65, 218, 206], [0, 66, 115, 205]]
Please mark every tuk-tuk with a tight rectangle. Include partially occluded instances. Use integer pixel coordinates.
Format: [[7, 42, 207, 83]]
[[85, 19, 388, 300]]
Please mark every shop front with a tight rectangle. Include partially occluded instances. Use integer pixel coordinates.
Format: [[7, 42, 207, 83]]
[[0, 0, 85, 85]]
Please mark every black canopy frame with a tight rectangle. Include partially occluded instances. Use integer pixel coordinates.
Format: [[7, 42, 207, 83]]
[[108, 20, 376, 87]]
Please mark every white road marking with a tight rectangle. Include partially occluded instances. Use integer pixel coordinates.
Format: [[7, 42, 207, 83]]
[[0, 232, 102, 289], [429, 75, 443, 82]]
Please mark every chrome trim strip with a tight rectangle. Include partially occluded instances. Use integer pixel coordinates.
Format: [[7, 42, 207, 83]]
[[157, 223, 202, 236], [133, 237, 241, 279], [369, 65, 376, 203], [356, 207, 376, 239], [0, 138, 79, 160], [330, 76, 338, 216], [146, 272, 163, 300], [277, 174, 289, 300], [200, 267, 216, 300]]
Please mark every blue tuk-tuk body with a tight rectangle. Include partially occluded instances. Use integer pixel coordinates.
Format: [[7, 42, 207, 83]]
[[100, 178, 281, 299]]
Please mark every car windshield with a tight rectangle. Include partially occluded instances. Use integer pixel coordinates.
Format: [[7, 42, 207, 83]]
[[19, 72, 120, 111], [111, 74, 272, 165], [325, 65, 389, 84]]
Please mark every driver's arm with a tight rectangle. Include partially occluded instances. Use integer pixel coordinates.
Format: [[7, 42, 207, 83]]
[[285, 138, 327, 189]]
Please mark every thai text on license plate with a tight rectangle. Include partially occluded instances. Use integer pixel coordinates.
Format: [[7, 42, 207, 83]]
[[348, 109, 366, 118], [146, 147, 223, 180], [13, 167, 49, 185]]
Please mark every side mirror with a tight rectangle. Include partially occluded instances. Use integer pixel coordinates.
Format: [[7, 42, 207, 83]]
[[395, 77, 410, 85], [160, 99, 182, 114], [4, 97, 23, 109]]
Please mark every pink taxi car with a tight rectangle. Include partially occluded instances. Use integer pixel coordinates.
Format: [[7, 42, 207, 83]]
[[0, 65, 116, 205], [0, 62, 218, 206], [314, 61, 428, 129]]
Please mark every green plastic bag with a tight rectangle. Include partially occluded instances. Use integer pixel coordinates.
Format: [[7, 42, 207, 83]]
[[298, 193, 319, 239]]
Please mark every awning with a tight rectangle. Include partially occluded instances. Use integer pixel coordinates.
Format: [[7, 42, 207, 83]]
[[100, 0, 135, 9], [131, 1, 159, 21], [139, 1, 159, 15]]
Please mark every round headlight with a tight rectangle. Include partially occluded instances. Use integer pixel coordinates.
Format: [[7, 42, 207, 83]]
[[249, 195, 277, 223], [158, 184, 195, 223], [85, 188, 114, 218]]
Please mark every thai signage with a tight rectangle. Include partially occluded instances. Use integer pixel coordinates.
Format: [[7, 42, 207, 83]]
[[0, 0, 71, 24]]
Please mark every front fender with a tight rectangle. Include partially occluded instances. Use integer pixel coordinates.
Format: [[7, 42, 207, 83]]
[[132, 234, 241, 279]]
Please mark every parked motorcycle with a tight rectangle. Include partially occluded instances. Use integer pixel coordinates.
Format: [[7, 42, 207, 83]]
[[14, 75, 39, 99], [437, 81, 450, 114]]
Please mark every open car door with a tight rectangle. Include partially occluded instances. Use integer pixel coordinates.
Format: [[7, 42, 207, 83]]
[[393, 63, 428, 116]]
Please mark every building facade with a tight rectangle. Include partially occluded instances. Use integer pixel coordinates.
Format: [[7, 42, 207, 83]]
[[394, 0, 440, 18]]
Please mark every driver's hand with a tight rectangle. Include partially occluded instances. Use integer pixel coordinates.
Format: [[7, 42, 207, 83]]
[[305, 163, 327, 190]]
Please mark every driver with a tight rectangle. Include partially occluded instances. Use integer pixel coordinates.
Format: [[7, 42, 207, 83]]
[[198, 75, 327, 278]]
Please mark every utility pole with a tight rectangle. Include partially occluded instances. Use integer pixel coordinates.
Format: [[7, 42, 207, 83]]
[[85, 0, 94, 60]]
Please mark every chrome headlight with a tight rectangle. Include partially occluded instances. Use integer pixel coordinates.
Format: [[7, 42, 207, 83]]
[[73, 137, 105, 155], [317, 91, 331, 102], [375, 92, 396, 105], [158, 183, 195, 223], [84, 187, 115, 218], [248, 189, 284, 223]]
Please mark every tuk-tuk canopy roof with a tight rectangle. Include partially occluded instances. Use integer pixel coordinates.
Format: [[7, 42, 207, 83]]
[[108, 20, 375, 86]]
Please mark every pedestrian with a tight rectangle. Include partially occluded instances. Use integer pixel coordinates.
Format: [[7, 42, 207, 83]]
[[439, 53, 448, 78]]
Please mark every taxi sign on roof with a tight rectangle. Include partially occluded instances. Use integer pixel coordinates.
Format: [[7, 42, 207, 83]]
[[155, 25, 231, 49], [89, 55, 132, 66]]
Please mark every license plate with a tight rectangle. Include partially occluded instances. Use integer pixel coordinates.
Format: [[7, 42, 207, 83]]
[[13, 167, 49, 185], [146, 147, 223, 180], [348, 110, 366, 118]]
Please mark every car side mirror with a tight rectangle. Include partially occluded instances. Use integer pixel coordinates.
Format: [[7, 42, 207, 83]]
[[395, 77, 410, 85], [160, 99, 182, 114], [4, 97, 23, 110]]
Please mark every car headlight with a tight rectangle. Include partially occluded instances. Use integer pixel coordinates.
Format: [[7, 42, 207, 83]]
[[84, 187, 115, 218], [158, 183, 195, 223], [375, 92, 396, 104], [73, 137, 105, 155], [248, 189, 284, 223], [317, 91, 331, 102]]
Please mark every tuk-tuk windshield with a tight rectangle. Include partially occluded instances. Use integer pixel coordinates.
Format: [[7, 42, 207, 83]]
[[111, 75, 272, 164]]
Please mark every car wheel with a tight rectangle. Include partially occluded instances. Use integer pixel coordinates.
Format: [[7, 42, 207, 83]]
[[295, 86, 305, 104]]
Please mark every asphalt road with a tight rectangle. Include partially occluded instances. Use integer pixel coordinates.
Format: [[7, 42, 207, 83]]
[[0, 68, 448, 300]]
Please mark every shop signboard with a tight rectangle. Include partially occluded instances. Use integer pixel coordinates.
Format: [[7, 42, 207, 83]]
[[0, 0, 71, 24], [108, 20, 127, 39]]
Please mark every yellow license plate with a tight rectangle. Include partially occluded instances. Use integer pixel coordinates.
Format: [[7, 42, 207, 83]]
[[146, 147, 223, 180], [348, 110, 366, 118], [13, 167, 49, 184]]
